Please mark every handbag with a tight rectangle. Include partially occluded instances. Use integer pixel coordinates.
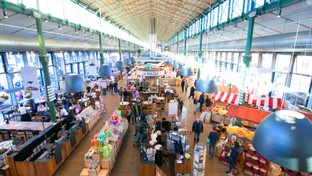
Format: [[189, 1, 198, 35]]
[[206, 138, 210, 144]]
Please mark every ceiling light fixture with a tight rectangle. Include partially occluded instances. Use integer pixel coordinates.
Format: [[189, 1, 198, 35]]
[[277, 8, 282, 18], [3, 10, 8, 19]]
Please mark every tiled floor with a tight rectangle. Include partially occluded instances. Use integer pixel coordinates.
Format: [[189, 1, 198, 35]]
[[55, 84, 229, 176]]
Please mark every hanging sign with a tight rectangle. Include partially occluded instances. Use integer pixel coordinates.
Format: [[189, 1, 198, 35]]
[[137, 70, 164, 77], [21, 67, 41, 100]]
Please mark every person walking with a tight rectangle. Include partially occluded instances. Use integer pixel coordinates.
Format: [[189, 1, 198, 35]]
[[181, 79, 185, 93], [226, 141, 241, 174], [130, 102, 139, 124], [123, 88, 128, 102], [109, 82, 114, 95], [188, 86, 195, 99], [205, 95, 212, 108], [199, 92, 205, 112], [192, 118, 203, 143], [184, 79, 188, 93], [119, 86, 123, 102], [207, 126, 219, 159], [193, 98, 198, 115]]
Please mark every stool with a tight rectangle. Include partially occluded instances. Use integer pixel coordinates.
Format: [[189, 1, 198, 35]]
[[259, 158, 267, 167], [245, 153, 252, 161], [253, 165, 260, 175], [244, 162, 253, 171], [17, 131, 27, 141], [252, 155, 259, 164], [25, 131, 34, 141], [259, 168, 267, 176]]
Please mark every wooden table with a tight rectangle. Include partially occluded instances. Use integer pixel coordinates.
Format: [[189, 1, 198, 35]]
[[0, 121, 55, 131]]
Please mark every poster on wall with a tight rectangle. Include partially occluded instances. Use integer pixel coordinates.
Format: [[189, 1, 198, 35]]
[[168, 101, 178, 117], [21, 67, 41, 100]]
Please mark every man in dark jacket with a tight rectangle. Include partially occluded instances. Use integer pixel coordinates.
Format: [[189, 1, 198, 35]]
[[208, 126, 219, 159], [188, 86, 195, 99], [192, 119, 203, 143], [199, 92, 205, 112], [226, 141, 241, 174], [181, 79, 185, 93]]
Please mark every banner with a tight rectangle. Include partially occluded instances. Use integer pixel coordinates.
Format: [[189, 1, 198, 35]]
[[21, 67, 41, 100]]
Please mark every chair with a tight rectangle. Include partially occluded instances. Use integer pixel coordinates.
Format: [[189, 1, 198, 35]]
[[17, 131, 26, 141], [33, 116, 46, 122], [25, 131, 34, 141]]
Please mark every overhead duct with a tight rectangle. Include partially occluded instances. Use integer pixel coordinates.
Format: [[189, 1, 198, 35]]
[[187, 30, 312, 52], [0, 34, 128, 52]]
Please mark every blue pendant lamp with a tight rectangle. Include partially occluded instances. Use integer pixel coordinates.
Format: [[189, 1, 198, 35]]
[[130, 57, 135, 64], [124, 58, 132, 66], [174, 63, 182, 70], [195, 77, 218, 93], [115, 60, 124, 69], [181, 66, 193, 76], [98, 64, 111, 77], [252, 110, 312, 172], [64, 74, 86, 93]]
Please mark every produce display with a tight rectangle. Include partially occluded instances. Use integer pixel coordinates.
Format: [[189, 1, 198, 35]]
[[211, 107, 228, 115], [226, 125, 255, 139]]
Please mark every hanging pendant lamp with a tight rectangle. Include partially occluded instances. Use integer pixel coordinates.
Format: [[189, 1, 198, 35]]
[[174, 63, 182, 70], [115, 60, 124, 69], [195, 77, 218, 93], [130, 57, 135, 64], [98, 64, 111, 77], [64, 74, 86, 93], [181, 66, 193, 76], [124, 58, 132, 66], [252, 110, 312, 172]]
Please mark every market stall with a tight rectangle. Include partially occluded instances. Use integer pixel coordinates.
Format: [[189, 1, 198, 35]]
[[81, 110, 128, 176]]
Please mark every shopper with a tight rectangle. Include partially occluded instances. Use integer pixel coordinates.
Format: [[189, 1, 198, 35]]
[[130, 102, 139, 124], [199, 92, 205, 112], [184, 79, 188, 93], [226, 141, 241, 174], [188, 86, 195, 99], [109, 82, 114, 95], [205, 95, 212, 108], [193, 98, 198, 115], [119, 87, 123, 102], [123, 88, 128, 102], [181, 79, 185, 93], [114, 81, 118, 93], [207, 126, 219, 159], [192, 118, 203, 143]]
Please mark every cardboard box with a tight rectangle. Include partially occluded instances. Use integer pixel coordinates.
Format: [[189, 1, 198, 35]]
[[98, 169, 109, 176], [84, 159, 92, 168], [101, 159, 111, 169], [80, 168, 89, 176]]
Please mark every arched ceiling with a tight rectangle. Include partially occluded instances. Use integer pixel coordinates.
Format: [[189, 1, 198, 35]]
[[79, 0, 214, 43]]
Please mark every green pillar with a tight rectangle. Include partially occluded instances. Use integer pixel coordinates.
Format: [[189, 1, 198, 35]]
[[99, 33, 104, 65], [197, 18, 203, 79], [35, 17, 56, 122], [118, 38, 122, 80], [241, 0, 256, 105], [183, 29, 187, 58]]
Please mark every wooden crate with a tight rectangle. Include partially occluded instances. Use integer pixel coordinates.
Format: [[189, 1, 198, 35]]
[[98, 169, 109, 176], [80, 168, 89, 176]]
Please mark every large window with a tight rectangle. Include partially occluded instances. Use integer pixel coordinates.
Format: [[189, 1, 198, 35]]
[[290, 74, 311, 94], [262, 53, 273, 68], [251, 53, 259, 67], [6, 53, 24, 72], [293, 56, 312, 75], [0, 74, 8, 90], [12, 73, 22, 88], [275, 54, 291, 72]]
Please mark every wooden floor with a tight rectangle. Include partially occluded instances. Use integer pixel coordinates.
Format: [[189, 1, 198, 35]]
[[55, 81, 229, 176]]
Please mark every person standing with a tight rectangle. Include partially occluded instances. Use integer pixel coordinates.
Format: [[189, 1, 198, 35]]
[[181, 79, 185, 93], [123, 88, 128, 102], [192, 119, 203, 143], [130, 102, 139, 124], [109, 82, 114, 95], [207, 126, 219, 159], [189, 86, 195, 99], [226, 141, 241, 174], [205, 95, 212, 108], [119, 87, 123, 102], [199, 92, 205, 112]]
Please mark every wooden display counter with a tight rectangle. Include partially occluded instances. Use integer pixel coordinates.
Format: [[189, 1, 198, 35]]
[[175, 158, 192, 175]]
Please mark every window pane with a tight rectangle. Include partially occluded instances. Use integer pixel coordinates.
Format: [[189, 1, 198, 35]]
[[73, 64, 78, 73], [27, 52, 41, 68], [7, 53, 24, 72], [64, 52, 72, 64], [0, 56, 4, 73], [272, 72, 287, 98], [275, 54, 291, 72], [54, 52, 65, 76], [293, 56, 312, 75], [12, 73, 22, 88], [251, 53, 259, 67], [66, 65, 71, 73], [0, 74, 8, 90], [290, 74, 311, 93], [233, 53, 239, 64], [262, 54, 273, 68]]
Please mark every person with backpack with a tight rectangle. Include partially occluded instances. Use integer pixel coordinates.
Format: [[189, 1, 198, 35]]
[[226, 141, 241, 174]]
